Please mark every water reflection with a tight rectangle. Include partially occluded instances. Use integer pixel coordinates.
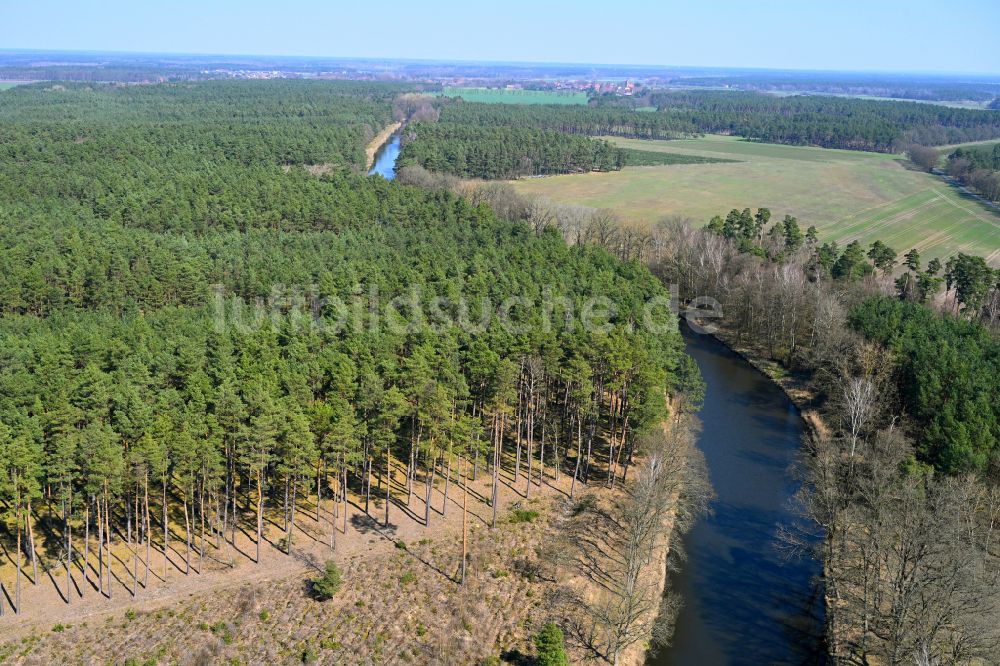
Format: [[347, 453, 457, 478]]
[[653, 330, 825, 665], [368, 135, 401, 180]]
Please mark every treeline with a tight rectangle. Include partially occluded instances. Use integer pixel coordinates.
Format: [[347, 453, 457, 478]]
[[646, 74, 1000, 103], [429, 91, 1000, 155], [946, 144, 1000, 202], [0, 66, 204, 83], [432, 101, 697, 140], [702, 207, 999, 327], [397, 122, 625, 178], [399, 91, 1000, 181], [950, 144, 1000, 171], [594, 90, 1000, 151], [581, 199, 1000, 475], [644, 91, 1000, 151], [619, 148, 733, 167]]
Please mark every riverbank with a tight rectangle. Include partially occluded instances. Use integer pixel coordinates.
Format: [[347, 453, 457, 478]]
[[365, 121, 403, 170], [626, 488, 680, 666], [698, 322, 827, 438], [602, 419, 687, 666], [550, 424, 689, 666]]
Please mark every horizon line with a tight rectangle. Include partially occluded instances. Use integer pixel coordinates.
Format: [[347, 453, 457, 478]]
[[2, 47, 998, 80]]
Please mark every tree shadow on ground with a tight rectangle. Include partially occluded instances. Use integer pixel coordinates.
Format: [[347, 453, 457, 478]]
[[500, 648, 538, 665], [350, 513, 397, 538]]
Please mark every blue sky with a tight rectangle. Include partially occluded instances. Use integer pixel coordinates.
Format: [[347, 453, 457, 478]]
[[6, 0, 1000, 74]]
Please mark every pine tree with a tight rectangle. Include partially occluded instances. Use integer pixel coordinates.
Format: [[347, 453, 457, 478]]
[[782, 215, 804, 252], [1, 421, 42, 613], [278, 400, 315, 554], [245, 394, 279, 564], [372, 386, 406, 528]]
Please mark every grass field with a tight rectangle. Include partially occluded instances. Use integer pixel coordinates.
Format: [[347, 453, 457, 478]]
[[511, 135, 1000, 265], [436, 87, 589, 105], [0, 83, 21, 91], [935, 138, 1000, 152]]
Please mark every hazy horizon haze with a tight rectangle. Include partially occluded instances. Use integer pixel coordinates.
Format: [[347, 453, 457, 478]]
[[6, 0, 1000, 75]]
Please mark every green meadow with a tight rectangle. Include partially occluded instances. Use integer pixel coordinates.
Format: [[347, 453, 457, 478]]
[[511, 135, 1000, 265], [436, 87, 589, 105], [935, 138, 1000, 152]]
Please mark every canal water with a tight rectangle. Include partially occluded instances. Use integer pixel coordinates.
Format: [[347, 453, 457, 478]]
[[654, 329, 825, 665], [368, 134, 401, 180]]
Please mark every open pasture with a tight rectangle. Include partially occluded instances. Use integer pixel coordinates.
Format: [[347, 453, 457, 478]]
[[511, 135, 1000, 264], [934, 138, 1000, 153]]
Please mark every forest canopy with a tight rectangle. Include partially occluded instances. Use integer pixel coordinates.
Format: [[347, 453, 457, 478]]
[[946, 144, 1000, 203], [426, 92, 1000, 155], [849, 297, 1000, 473], [397, 122, 626, 178], [0, 79, 687, 618]]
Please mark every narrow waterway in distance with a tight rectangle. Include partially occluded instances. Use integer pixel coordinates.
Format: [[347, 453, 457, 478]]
[[368, 134, 401, 179]]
